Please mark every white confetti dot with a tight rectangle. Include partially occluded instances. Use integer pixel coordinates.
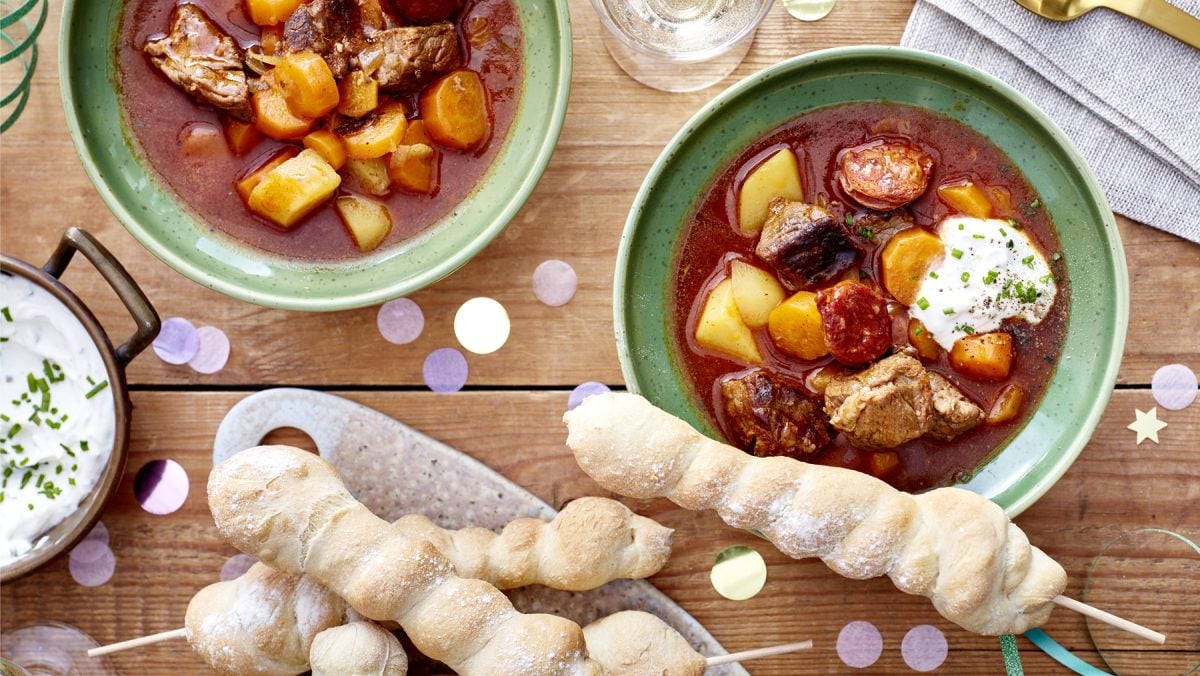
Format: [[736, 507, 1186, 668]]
[[377, 298, 425, 345], [454, 297, 510, 355], [1152, 364, 1197, 411], [189, 326, 230, 374], [532, 260, 578, 307]]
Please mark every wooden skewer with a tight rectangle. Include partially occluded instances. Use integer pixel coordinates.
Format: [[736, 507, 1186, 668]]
[[86, 596, 1164, 661], [1053, 595, 1166, 645], [87, 627, 186, 657], [705, 640, 813, 666]]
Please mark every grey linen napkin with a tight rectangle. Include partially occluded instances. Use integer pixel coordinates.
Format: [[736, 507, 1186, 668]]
[[901, 0, 1200, 242]]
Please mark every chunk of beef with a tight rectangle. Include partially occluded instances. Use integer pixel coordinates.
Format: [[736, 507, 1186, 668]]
[[755, 199, 861, 291], [283, 0, 367, 78], [144, 4, 250, 120], [838, 140, 934, 211], [370, 23, 460, 90], [823, 354, 932, 450], [926, 372, 985, 441], [824, 354, 984, 450], [721, 369, 833, 459]]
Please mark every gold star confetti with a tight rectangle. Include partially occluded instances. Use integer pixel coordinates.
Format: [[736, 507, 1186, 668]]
[[1127, 407, 1168, 444]]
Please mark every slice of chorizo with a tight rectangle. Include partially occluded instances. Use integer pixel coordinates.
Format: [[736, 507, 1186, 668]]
[[838, 140, 934, 211], [816, 280, 892, 365]]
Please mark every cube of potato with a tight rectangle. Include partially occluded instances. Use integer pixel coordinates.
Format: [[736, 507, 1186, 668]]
[[730, 260, 785, 329], [338, 71, 380, 118], [949, 332, 1014, 381], [247, 149, 341, 228], [276, 51, 340, 118], [986, 384, 1024, 424], [737, 148, 804, 235], [344, 157, 391, 196], [937, 181, 992, 219], [341, 102, 408, 159], [907, 318, 941, 361], [335, 194, 393, 252], [767, 290, 827, 361], [695, 279, 762, 365], [224, 119, 262, 156], [881, 227, 945, 305], [245, 0, 303, 26]]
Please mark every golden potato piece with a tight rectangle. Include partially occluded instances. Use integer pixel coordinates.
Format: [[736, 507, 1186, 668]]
[[247, 149, 341, 228]]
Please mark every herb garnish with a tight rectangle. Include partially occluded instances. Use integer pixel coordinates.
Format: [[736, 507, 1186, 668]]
[[916, 297, 930, 310]]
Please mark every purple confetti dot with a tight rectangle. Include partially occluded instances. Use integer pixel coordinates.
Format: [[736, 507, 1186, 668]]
[[836, 620, 883, 669], [69, 539, 110, 565], [901, 625, 948, 671], [69, 545, 115, 587], [568, 382, 611, 411], [134, 459, 190, 515], [81, 521, 109, 546], [220, 553, 257, 581], [423, 348, 469, 394], [532, 260, 578, 307], [189, 326, 231, 375], [152, 317, 200, 365], [1152, 364, 1197, 411], [377, 298, 425, 345]]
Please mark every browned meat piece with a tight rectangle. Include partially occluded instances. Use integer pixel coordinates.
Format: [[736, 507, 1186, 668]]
[[755, 199, 861, 291], [370, 23, 460, 90], [838, 140, 934, 211], [824, 354, 932, 450], [283, 0, 367, 78], [926, 372, 985, 441], [721, 369, 833, 459], [143, 4, 250, 120], [823, 354, 984, 450]]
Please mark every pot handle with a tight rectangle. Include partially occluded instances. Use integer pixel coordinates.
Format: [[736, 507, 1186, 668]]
[[43, 228, 161, 367]]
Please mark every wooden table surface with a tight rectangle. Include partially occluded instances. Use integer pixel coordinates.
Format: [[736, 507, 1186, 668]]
[[2, 0, 1199, 673]]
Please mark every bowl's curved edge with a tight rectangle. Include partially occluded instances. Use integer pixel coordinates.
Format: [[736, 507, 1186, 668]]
[[59, 0, 574, 312], [614, 46, 1130, 517]]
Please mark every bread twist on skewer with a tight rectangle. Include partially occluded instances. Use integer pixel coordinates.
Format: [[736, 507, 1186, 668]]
[[394, 496, 672, 591], [208, 446, 706, 675], [309, 621, 409, 676], [185, 496, 673, 674], [564, 393, 1068, 635]]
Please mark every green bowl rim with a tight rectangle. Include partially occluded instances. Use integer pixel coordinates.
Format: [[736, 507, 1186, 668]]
[[57, 0, 573, 312], [613, 45, 1129, 517]]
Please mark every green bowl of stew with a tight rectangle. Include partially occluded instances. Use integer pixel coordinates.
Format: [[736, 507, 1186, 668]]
[[615, 46, 1128, 517], [59, 0, 571, 311]]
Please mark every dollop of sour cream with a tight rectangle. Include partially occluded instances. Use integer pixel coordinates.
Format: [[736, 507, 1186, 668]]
[[909, 216, 1057, 350], [0, 274, 115, 565]]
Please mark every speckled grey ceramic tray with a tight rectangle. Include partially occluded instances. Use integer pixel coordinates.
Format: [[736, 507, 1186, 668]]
[[214, 388, 746, 675]]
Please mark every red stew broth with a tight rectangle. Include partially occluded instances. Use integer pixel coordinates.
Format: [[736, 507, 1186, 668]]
[[672, 102, 1070, 492], [117, 0, 523, 260]]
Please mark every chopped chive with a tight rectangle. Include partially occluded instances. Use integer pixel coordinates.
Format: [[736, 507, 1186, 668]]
[[80, 440, 89, 452], [857, 226, 874, 240], [1021, 255, 1035, 268], [914, 326, 924, 336], [973, 233, 985, 239], [845, 213, 855, 225], [6, 424, 20, 439], [85, 380, 109, 399], [943, 307, 955, 315], [983, 270, 999, 285], [1, 307, 11, 322], [0, 415, 8, 422], [1052, 251, 1062, 261], [86, 375, 96, 386], [1000, 227, 1008, 236], [961, 272, 970, 283], [69, 478, 76, 486], [950, 248, 964, 259], [958, 223, 965, 230], [1006, 240, 1015, 249], [929, 271, 939, 279], [19, 471, 31, 489], [916, 297, 930, 310], [1030, 199, 1041, 208], [1040, 273, 1054, 284]]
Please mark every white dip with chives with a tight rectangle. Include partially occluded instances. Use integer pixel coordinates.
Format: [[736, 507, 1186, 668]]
[[0, 273, 115, 565], [909, 216, 1058, 350]]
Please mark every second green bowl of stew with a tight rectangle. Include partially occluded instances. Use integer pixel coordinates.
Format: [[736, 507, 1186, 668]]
[[59, 0, 571, 311], [614, 46, 1128, 517]]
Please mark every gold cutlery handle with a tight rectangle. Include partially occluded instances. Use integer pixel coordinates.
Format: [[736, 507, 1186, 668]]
[[1119, 0, 1200, 49]]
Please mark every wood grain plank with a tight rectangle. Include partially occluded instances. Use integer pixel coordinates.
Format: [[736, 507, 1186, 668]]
[[2, 2, 1196, 390], [2, 390, 1195, 672]]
